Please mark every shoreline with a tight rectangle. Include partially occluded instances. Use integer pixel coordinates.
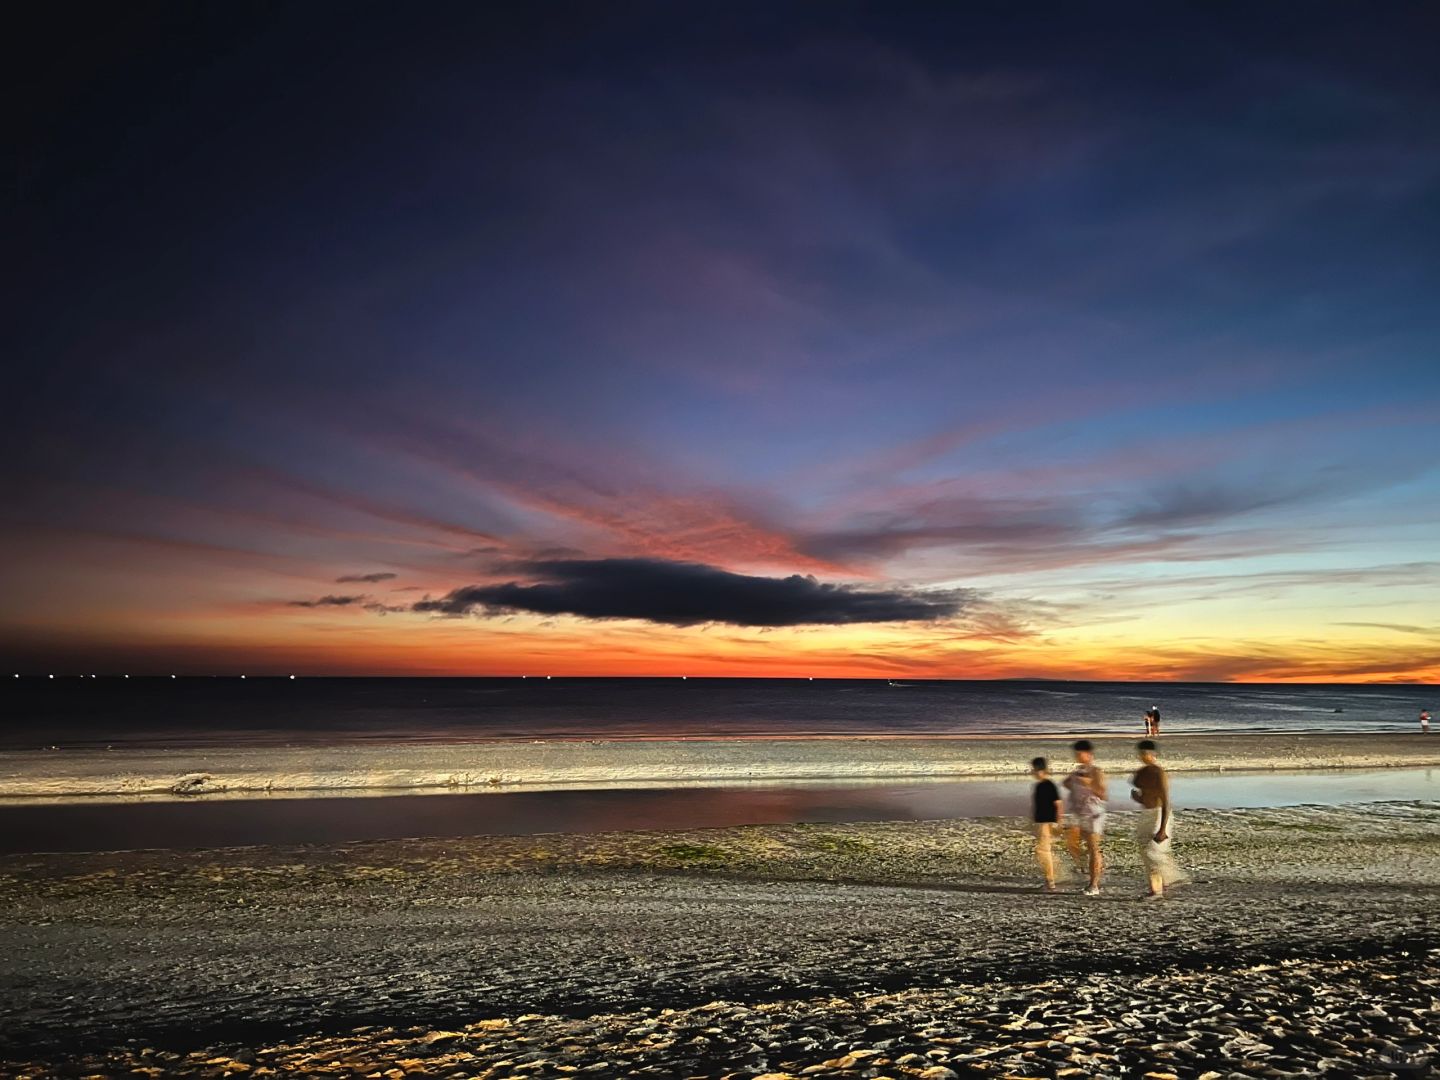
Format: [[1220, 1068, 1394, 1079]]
[[2, 731, 1439, 804]]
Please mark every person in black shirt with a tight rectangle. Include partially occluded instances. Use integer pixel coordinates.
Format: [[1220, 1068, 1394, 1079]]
[[1030, 756, 1063, 892]]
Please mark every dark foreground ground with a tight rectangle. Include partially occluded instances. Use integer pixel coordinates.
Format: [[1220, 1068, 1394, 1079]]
[[2, 802, 1438, 1078]]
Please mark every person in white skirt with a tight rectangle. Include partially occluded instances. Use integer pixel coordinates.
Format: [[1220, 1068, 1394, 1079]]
[[1130, 740, 1190, 900]]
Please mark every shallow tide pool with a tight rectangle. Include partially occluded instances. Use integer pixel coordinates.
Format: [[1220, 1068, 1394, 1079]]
[[1, 766, 1437, 854]]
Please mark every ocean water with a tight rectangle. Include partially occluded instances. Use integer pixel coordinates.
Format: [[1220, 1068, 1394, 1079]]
[[2, 677, 1433, 751]]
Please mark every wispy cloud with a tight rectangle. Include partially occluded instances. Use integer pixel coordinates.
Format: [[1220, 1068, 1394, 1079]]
[[369, 412, 856, 575], [1332, 622, 1439, 636], [1099, 641, 1440, 683], [287, 595, 365, 608]]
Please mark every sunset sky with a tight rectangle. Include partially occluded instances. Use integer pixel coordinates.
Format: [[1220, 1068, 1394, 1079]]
[[7, 3, 1439, 681]]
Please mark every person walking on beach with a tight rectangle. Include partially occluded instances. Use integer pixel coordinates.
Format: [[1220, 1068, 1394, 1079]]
[[1422, 710, 1432, 735], [1131, 739, 1189, 900], [1030, 757, 1064, 892], [1063, 739, 1108, 895]]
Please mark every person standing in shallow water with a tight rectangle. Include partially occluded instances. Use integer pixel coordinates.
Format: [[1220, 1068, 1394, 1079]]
[[1131, 739, 1190, 899], [1029, 757, 1064, 893], [1422, 710, 1431, 734], [1063, 739, 1108, 896]]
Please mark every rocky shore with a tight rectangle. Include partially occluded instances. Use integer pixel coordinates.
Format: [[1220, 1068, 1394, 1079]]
[[11, 953, 1434, 1078], [2, 801, 1439, 1077]]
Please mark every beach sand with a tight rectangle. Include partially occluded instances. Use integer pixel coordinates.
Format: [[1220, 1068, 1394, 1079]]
[[4, 731, 1440, 802], [2, 799, 1438, 1077]]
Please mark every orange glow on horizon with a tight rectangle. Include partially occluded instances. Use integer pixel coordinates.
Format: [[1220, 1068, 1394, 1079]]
[[5, 617, 1437, 684]]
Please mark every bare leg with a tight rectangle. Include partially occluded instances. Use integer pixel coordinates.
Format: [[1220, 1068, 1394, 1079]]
[[1034, 824, 1056, 887], [1086, 833, 1103, 890], [1064, 826, 1086, 872]]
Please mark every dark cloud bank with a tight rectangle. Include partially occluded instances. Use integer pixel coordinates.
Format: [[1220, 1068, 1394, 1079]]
[[336, 572, 397, 583], [414, 559, 967, 628]]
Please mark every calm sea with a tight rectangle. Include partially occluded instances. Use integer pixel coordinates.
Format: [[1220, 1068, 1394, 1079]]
[[1, 677, 1433, 751]]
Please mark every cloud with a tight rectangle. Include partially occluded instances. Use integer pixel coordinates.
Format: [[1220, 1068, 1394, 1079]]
[[336, 572, 398, 583], [1107, 641, 1440, 683], [803, 515, 1071, 562], [1081, 562, 1440, 602], [1332, 622, 1438, 636], [367, 412, 857, 575], [412, 558, 968, 627], [288, 594, 365, 608], [531, 545, 587, 559]]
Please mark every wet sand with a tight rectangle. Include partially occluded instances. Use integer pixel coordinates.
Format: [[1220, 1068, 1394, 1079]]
[[2, 800, 1438, 1077], [4, 731, 1439, 802]]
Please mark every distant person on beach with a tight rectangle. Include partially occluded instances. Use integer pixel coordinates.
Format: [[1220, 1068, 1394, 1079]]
[[1063, 739, 1108, 895], [1029, 757, 1064, 893], [1144, 706, 1161, 736], [1423, 710, 1432, 734], [1131, 739, 1189, 900]]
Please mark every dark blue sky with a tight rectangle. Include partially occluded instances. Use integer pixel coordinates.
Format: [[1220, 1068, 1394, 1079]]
[[6, 2, 1439, 679]]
